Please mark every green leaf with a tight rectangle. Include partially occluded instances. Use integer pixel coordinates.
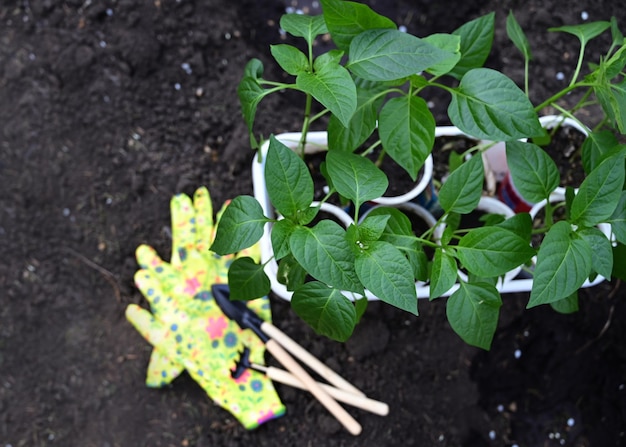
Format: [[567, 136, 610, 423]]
[[319, 0, 396, 51], [422, 33, 462, 76], [265, 136, 314, 218], [327, 85, 382, 152], [446, 282, 501, 350], [604, 41, 626, 79], [348, 29, 455, 81], [280, 13, 328, 46], [297, 51, 357, 127], [290, 220, 363, 293], [369, 207, 428, 280], [378, 95, 435, 180], [608, 191, 626, 244], [496, 212, 533, 241], [570, 154, 625, 227], [449, 68, 544, 141], [528, 221, 592, 307], [549, 21, 611, 46], [550, 292, 579, 314], [357, 215, 390, 243], [506, 140, 560, 203], [506, 10, 532, 60], [449, 12, 495, 79], [211, 196, 268, 255], [326, 150, 388, 210], [237, 59, 270, 144], [292, 281, 357, 342], [355, 241, 418, 314], [581, 130, 620, 174], [457, 227, 535, 277], [430, 249, 458, 299], [612, 242, 626, 280], [270, 44, 309, 76], [227, 257, 271, 300], [610, 16, 625, 47], [439, 154, 484, 214], [276, 254, 307, 291], [595, 78, 626, 133], [355, 296, 368, 322], [271, 219, 297, 260], [578, 227, 613, 279]]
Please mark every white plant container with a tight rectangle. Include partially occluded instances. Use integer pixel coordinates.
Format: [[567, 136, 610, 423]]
[[251, 128, 611, 301]]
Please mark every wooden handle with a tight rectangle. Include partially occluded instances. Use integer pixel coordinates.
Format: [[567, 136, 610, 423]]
[[261, 365, 389, 416], [265, 339, 362, 435], [261, 322, 365, 397]]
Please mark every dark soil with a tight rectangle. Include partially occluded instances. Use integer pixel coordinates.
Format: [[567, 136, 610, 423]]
[[2, 1, 625, 446]]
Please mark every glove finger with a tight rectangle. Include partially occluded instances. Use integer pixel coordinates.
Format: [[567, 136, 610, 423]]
[[134, 269, 187, 323], [146, 349, 184, 387], [170, 192, 197, 267], [136, 245, 182, 294], [126, 304, 184, 386], [192, 186, 214, 253], [126, 304, 172, 349]]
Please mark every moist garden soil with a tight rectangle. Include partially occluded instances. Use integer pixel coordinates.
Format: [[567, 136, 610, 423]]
[[2, 1, 626, 446]]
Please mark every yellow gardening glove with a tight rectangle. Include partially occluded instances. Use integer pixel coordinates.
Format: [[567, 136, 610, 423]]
[[126, 187, 285, 429]]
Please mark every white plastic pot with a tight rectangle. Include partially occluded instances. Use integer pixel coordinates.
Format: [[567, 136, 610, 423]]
[[250, 126, 609, 301]]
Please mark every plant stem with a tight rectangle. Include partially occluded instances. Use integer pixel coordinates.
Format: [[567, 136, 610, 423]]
[[533, 82, 593, 112], [569, 43, 586, 88], [524, 57, 530, 96], [359, 139, 382, 157], [298, 93, 313, 157]]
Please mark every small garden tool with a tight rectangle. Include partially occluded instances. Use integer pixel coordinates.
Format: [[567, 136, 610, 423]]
[[232, 347, 389, 416], [213, 283, 386, 436], [125, 187, 286, 429]]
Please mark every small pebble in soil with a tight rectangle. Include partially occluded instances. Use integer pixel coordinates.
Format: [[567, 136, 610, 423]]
[[556, 72, 565, 81], [567, 417, 575, 427], [438, 434, 445, 442], [99, 40, 107, 48], [174, 83, 181, 90], [514, 349, 522, 359], [399, 25, 407, 32], [63, 208, 71, 217], [488, 430, 496, 440], [181, 63, 192, 74], [497, 404, 504, 412], [106, 8, 113, 16], [581, 11, 589, 20]]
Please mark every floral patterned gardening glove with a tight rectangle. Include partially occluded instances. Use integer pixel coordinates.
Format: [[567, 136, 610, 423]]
[[125, 187, 285, 429]]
